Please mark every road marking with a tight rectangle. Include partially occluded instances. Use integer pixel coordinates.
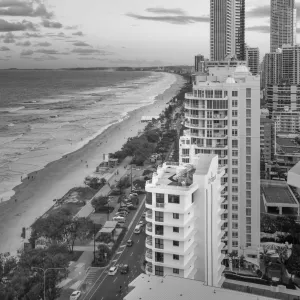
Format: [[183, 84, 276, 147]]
[[111, 259, 117, 263], [113, 276, 118, 282], [130, 252, 133, 256], [116, 251, 122, 254]]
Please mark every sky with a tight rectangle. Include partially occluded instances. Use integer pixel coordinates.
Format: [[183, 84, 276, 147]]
[[0, 0, 299, 68]]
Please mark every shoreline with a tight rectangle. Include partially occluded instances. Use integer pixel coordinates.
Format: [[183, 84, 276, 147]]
[[0, 73, 187, 255]]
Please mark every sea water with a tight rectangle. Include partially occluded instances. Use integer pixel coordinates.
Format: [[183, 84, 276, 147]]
[[0, 70, 177, 201]]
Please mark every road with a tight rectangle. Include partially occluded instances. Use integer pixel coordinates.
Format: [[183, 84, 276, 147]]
[[81, 201, 146, 300]]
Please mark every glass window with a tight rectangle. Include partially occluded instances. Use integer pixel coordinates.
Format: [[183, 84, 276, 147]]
[[246, 200, 251, 207], [232, 204, 238, 211], [246, 235, 251, 243], [173, 227, 179, 233], [232, 159, 238, 165], [232, 100, 238, 107], [246, 156, 251, 163], [246, 147, 251, 155], [246, 109, 251, 118], [215, 90, 223, 98], [232, 214, 238, 220], [168, 194, 180, 204], [182, 158, 190, 163], [173, 241, 179, 247], [232, 232, 238, 238], [232, 91, 238, 97], [156, 193, 164, 202], [232, 140, 238, 148], [246, 128, 251, 136], [232, 168, 238, 174], [246, 88, 251, 98], [246, 208, 251, 216], [246, 137, 251, 145], [246, 191, 251, 198], [146, 192, 152, 205], [155, 266, 164, 276], [246, 119, 251, 127], [232, 120, 238, 126], [246, 182, 251, 190], [206, 90, 213, 98], [232, 150, 238, 157], [155, 238, 164, 249], [173, 268, 179, 274], [155, 211, 164, 222], [155, 252, 164, 263], [173, 213, 179, 219], [246, 226, 251, 234], [232, 110, 238, 117], [232, 186, 238, 193], [232, 222, 238, 229], [232, 129, 238, 136], [232, 195, 238, 202], [232, 241, 238, 247], [246, 217, 251, 225], [224, 91, 228, 97], [246, 165, 251, 172], [232, 177, 238, 184], [246, 173, 251, 181], [173, 254, 179, 260]]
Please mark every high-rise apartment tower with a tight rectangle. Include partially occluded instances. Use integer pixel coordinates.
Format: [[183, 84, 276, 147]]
[[270, 0, 297, 52], [210, 0, 245, 61], [246, 47, 260, 75]]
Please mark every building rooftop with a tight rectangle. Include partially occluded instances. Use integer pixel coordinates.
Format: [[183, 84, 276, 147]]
[[289, 161, 300, 176], [124, 274, 276, 300]]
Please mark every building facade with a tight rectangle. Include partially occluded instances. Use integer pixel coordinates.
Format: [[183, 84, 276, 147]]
[[282, 44, 300, 85], [266, 84, 300, 114], [246, 47, 260, 75], [260, 117, 275, 162], [262, 51, 282, 89], [145, 155, 225, 287], [194, 54, 205, 73], [210, 0, 245, 61], [273, 108, 300, 133], [181, 65, 260, 256], [270, 0, 297, 52]]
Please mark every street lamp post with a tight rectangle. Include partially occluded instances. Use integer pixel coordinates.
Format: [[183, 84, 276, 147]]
[[31, 267, 66, 300]]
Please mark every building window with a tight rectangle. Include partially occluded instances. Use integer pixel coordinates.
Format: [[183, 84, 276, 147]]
[[232, 140, 238, 148], [246, 182, 251, 190], [246, 119, 251, 127], [155, 211, 164, 222], [232, 159, 238, 165], [155, 266, 164, 276], [246, 173, 251, 181], [173, 268, 179, 274], [182, 148, 190, 156], [173, 254, 179, 260], [246, 156, 251, 164], [232, 241, 238, 247], [246, 208, 251, 216], [232, 204, 238, 211], [246, 147, 251, 155], [173, 213, 179, 219], [232, 129, 238, 136], [246, 88, 251, 98], [232, 91, 238, 97], [224, 91, 228, 97], [246, 226, 251, 234], [173, 227, 179, 233], [232, 110, 238, 117], [232, 186, 238, 193], [182, 158, 190, 163], [192, 192, 195, 203], [232, 177, 238, 184], [246, 217, 251, 225], [146, 192, 152, 205], [246, 128, 251, 136], [205, 90, 213, 98], [232, 168, 238, 174], [215, 90, 223, 98], [246, 109, 251, 118], [246, 165, 251, 172], [232, 232, 238, 238], [232, 214, 238, 220], [155, 238, 164, 249], [168, 194, 180, 204], [246, 99, 251, 108], [232, 120, 238, 127], [156, 193, 164, 202], [155, 225, 164, 235], [232, 100, 238, 107], [246, 234, 251, 243], [246, 191, 251, 199], [173, 241, 179, 247], [246, 200, 251, 207], [246, 137, 251, 145], [155, 252, 164, 263], [232, 222, 238, 229], [232, 150, 238, 157], [232, 195, 238, 202]]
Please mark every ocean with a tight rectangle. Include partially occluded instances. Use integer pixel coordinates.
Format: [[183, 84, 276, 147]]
[[0, 70, 177, 201]]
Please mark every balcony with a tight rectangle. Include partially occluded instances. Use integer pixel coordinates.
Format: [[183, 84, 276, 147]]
[[213, 115, 227, 120], [146, 237, 153, 247], [156, 203, 165, 208], [146, 249, 153, 260], [213, 134, 227, 138], [213, 124, 227, 129], [146, 263, 153, 274], [185, 104, 205, 110], [146, 223, 152, 233], [146, 211, 153, 219], [221, 235, 228, 241]]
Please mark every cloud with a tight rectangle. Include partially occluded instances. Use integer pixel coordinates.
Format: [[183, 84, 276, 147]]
[[246, 25, 270, 33], [0, 56, 9, 60], [34, 55, 58, 61], [246, 5, 269, 18], [46, 32, 71, 39], [146, 7, 186, 15], [72, 31, 83, 36], [0, 18, 37, 31], [23, 32, 43, 38], [0, 2, 53, 18], [73, 41, 90, 47], [16, 40, 31, 46], [20, 49, 33, 56], [2, 32, 15, 42], [0, 46, 10, 51], [35, 41, 51, 47], [71, 48, 112, 55], [65, 25, 78, 30], [78, 57, 108, 61], [42, 19, 62, 29], [126, 13, 209, 24], [35, 48, 65, 55], [109, 58, 164, 66]]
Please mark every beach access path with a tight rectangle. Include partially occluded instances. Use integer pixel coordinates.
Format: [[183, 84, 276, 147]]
[[0, 74, 186, 256]]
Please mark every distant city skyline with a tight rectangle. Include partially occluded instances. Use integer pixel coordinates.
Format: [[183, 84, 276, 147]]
[[0, 0, 299, 68]]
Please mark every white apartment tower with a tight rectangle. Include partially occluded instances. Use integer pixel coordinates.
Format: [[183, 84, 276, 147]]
[[145, 155, 225, 287], [270, 0, 297, 52], [180, 65, 260, 256], [210, 0, 245, 61], [246, 47, 260, 75]]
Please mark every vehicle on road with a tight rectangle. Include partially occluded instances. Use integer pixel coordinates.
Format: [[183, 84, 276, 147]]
[[113, 216, 126, 222], [70, 290, 81, 300], [115, 211, 129, 216], [134, 225, 142, 234], [120, 264, 129, 274], [138, 220, 145, 226], [126, 239, 133, 247], [142, 212, 146, 218], [108, 266, 118, 276]]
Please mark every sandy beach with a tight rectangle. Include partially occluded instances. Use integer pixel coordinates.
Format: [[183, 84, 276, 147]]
[[0, 73, 186, 255]]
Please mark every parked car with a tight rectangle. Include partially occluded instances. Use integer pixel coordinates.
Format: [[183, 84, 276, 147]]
[[70, 290, 81, 300], [126, 239, 133, 247], [138, 220, 145, 226], [115, 211, 129, 216], [120, 264, 129, 274], [119, 207, 129, 212], [108, 266, 118, 276], [113, 216, 126, 222], [134, 225, 141, 234]]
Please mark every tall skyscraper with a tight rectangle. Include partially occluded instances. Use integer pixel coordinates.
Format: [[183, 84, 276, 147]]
[[194, 54, 205, 73], [181, 65, 260, 256], [246, 47, 260, 75], [270, 0, 297, 52], [210, 0, 245, 61], [262, 50, 282, 89], [282, 44, 300, 85]]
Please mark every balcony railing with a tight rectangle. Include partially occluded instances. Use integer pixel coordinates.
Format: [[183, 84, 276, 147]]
[[213, 115, 227, 119], [185, 104, 205, 109], [146, 250, 153, 259], [146, 237, 153, 246], [146, 263, 153, 273], [146, 224, 152, 232], [146, 211, 153, 219], [213, 124, 227, 129], [156, 203, 165, 208]]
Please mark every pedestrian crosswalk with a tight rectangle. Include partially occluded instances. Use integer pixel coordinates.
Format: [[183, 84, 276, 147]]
[[84, 268, 100, 285]]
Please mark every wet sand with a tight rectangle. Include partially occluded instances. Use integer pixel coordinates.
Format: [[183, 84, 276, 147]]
[[0, 74, 186, 255]]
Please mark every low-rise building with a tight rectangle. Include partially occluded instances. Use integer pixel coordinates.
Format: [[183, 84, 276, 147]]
[[145, 154, 225, 287], [273, 108, 300, 134], [275, 137, 300, 169]]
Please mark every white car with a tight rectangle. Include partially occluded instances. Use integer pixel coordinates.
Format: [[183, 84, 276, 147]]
[[113, 216, 126, 222], [138, 220, 144, 226], [108, 266, 118, 276], [134, 225, 141, 234], [70, 290, 81, 300]]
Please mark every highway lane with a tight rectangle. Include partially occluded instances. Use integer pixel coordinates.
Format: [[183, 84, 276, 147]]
[[81, 200, 146, 300]]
